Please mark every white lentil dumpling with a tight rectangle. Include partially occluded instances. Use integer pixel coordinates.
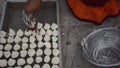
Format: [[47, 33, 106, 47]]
[[52, 65, 59, 68], [14, 44, 20, 50], [22, 37, 28, 43], [17, 58, 26, 66], [11, 51, 19, 58], [51, 23, 58, 30], [36, 56, 42, 63], [9, 28, 15, 37], [28, 49, 35, 57], [52, 36, 58, 42], [0, 51, 3, 58], [7, 37, 14, 43], [32, 30, 38, 36], [53, 49, 60, 56], [44, 23, 50, 30], [36, 49, 43, 56], [51, 57, 60, 64], [36, 35, 43, 41], [0, 44, 3, 50], [8, 58, 16, 66], [33, 64, 40, 68], [17, 29, 24, 37], [24, 65, 32, 68], [30, 43, 37, 49], [0, 59, 7, 67], [29, 36, 36, 43], [44, 42, 51, 48], [22, 43, 28, 50], [44, 35, 50, 42], [0, 31, 6, 37], [46, 29, 52, 36], [24, 30, 32, 36], [4, 44, 12, 51], [42, 64, 50, 68], [14, 36, 22, 43], [44, 56, 50, 62], [52, 42, 58, 49], [40, 28, 45, 35], [0, 37, 6, 43], [4, 51, 11, 58], [44, 48, 52, 56], [15, 66, 22, 68], [27, 57, 34, 64], [52, 30, 58, 36], [38, 41, 44, 48], [37, 22, 43, 29], [20, 50, 27, 57]]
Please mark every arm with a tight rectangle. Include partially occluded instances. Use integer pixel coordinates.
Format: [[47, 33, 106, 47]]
[[24, 0, 42, 17]]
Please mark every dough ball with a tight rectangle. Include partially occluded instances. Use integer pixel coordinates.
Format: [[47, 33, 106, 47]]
[[51, 57, 60, 64], [51, 23, 58, 30], [0, 59, 7, 67], [14, 36, 22, 43], [22, 43, 28, 50], [52, 36, 58, 42], [40, 28, 45, 35], [0, 44, 3, 50], [27, 57, 34, 64], [36, 35, 43, 41], [36, 49, 43, 56], [42, 64, 50, 68], [46, 30, 52, 36], [11, 51, 19, 58], [0, 51, 3, 58], [0, 37, 6, 43], [14, 44, 20, 50], [44, 49, 52, 56], [24, 65, 32, 68], [20, 50, 27, 57], [17, 58, 26, 66], [52, 65, 59, 68], [8, 58, 16, 66], [44, 56, 50, 63], [37, 22, 43, 29], [44, 42, 51, 49], [22, 37, 28, 43], [15, 67, 22, 68], [9, 28, 15, 37], [24, 30, 32, 36], [28, 49, 35, 57], [4, 51, 11, 58], [52, 30, 58, 36], [30, 43, 37, 49], [44, 23, 50, 30], [32, 30, 38, 36], [4, 44, 12, 51], [53, 49, 60, 56], [29, 36, 36, 43], [52, 42, 58, 49], [0, 31, 6, 37], [36, 56, 42, 63], [7, 37, 14, 43], [38, 41, 44, 48], [33, 64, 40, 68], [17, 29, 24, 37], [44, 35, 50, 42]]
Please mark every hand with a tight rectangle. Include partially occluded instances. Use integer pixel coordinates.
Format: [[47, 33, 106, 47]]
[[24, 0, 41, 17]]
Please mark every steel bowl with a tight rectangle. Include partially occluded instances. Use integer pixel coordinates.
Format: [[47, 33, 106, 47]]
[[81, 27, 120, 67]]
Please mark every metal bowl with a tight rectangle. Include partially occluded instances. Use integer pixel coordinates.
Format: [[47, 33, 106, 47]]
[[81, 27, 120, 67]]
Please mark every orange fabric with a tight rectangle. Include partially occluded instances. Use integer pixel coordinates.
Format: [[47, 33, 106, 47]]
[[67, 0, 120, 24]]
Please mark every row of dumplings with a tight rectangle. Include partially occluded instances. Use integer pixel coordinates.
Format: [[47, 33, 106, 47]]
[[0, 56, 59, 68]]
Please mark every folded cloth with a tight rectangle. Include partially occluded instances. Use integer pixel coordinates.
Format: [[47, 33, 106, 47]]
[[66, 0, 120, 24]]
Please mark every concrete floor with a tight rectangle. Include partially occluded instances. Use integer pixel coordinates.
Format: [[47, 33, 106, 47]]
[[1, 0, 120, 68]]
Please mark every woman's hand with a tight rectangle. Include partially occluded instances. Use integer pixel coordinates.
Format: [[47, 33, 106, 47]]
[[24, 0, 41, 17]]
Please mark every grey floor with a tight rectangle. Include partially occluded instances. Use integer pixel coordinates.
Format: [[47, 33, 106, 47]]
[[1, 0, 120, 68]]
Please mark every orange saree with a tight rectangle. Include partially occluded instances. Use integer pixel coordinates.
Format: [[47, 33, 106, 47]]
[[66, 0, 120, 24]]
